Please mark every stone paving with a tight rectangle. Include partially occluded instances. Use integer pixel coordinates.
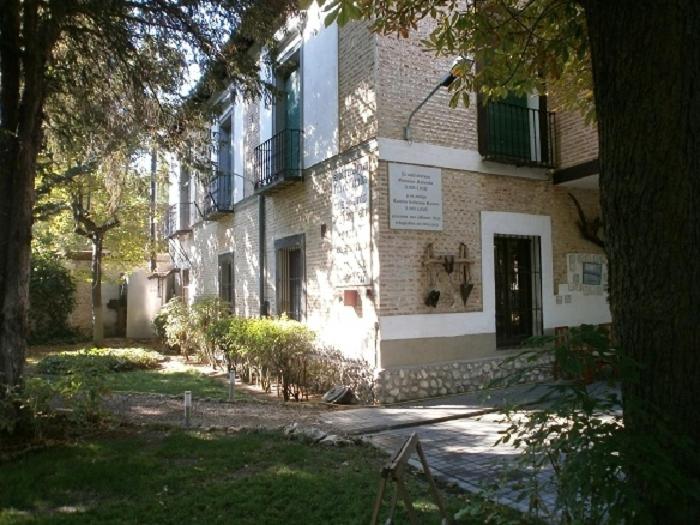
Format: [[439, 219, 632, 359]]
[[320, 384, 567, 517], [365, 413, 555, 515]]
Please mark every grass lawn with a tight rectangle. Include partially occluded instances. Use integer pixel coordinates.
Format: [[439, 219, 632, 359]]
[[0, 430, 473, 525], [102, 369, 246, 401], [27, 343, 245, 401]]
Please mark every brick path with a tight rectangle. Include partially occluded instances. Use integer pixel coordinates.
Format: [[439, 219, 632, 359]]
[[320, 385, 562, 517]]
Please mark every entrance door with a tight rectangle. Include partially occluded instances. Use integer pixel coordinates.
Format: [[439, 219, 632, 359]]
[[494, 235, 542, 348]]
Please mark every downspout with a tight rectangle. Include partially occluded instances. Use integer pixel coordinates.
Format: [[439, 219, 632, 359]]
[[149, 148, 157, 272], [258, 194, 267, 316]]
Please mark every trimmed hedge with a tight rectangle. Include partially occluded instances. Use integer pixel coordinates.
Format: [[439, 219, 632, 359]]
[[155, 298, 374, 403], [37, 348, 162, 375]]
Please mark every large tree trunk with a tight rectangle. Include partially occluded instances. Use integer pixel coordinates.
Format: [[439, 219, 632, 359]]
[[0, 0, 50, 398], [585, 1, 700, 520], [91, 234, 105, 345]]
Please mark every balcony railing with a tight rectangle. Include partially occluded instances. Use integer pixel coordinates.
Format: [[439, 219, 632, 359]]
[[163, 204, 176, 238], [254, 128, 302, 192], [479, 102, 556, 168], [203, 172, 234, 218], [163, 202, 194, 238]]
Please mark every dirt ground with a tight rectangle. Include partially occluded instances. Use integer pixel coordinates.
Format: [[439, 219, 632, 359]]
[[29, 338, 357, 434]]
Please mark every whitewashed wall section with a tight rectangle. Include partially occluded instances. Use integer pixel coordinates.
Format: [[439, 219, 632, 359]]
[[233, 102, 246, 203], [302, 12, 339, 168]]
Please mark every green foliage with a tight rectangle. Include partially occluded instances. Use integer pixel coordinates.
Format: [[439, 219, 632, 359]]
[[28, 254, 77, 344], [36, 348, 161, 375], [156, 297, 194, 358], [1, 364, 110, 446], [189, 297, 232, 367], [485, 325, 700, 523], [155, 299, 373, 402]]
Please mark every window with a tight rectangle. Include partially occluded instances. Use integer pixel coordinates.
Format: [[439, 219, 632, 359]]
[[494, 234, 543, 348], [206, 115, 233, 215], [582, 262, 603, 285], [275, 234, 305, 321], [477, 93, 555, 168], [218, 253, 235, 311], [182, 269, 190, 304], [179, 165, 191, 229]]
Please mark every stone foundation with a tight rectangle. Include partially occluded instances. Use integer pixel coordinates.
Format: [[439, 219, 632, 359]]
[[373, 354, 551, 404]]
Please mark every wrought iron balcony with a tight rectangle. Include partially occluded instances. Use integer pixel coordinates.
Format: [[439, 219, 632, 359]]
[[163, 204, 176, 238], [203, 173, 234, 219], [164, 202, 194, 238], [478, 101, 556, 168], [254, 128, 302, 192]]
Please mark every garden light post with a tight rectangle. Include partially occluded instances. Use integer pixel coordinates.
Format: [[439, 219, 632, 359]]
[[184, 391, 192, 428]]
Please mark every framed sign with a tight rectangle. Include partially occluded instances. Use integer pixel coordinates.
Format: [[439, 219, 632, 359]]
[[389, 163, 442, 230], [332, 157, 371, 287]]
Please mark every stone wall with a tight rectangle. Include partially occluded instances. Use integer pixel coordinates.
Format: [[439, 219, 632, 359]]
[[374, 353, 552, 404]]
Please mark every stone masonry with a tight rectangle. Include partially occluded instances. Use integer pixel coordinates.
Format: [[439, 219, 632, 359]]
[[374, 353, 552, 404]]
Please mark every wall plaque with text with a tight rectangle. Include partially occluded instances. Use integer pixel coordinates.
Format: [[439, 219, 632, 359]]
[[332, 157, 371, 286], [389, 163, 443, 230]]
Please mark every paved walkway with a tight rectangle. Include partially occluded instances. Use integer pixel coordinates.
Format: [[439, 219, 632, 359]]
[[321, 384, 565, 517]]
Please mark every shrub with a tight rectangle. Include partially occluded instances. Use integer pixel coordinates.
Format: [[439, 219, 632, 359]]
[[1, 363, 111, 447], [189, 297, 231, 367], [156, 297, 193, 358], [28, 254, 78, 344], [37, 348, 161, 375], [221, 316, 372, 402]]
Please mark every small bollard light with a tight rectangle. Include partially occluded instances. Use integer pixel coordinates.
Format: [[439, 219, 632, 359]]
[[228, 371, 236, 402], [184, 390, 192, 428]]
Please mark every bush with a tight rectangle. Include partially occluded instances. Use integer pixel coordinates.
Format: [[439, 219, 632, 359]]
[[156, 297, 192, 357], [223, 316, 372, 402], [1, 363, 111, 447], [37, 348, 162, 375], [189, 297, 231, 367], [28, 254, 77, 344]]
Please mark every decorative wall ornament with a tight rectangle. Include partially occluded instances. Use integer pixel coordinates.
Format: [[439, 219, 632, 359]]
[[421, 243, 473, 308], [566, 253, 608, 296]]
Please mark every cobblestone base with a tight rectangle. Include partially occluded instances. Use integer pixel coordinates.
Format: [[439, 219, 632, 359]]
[[373, 354, 552, 404]]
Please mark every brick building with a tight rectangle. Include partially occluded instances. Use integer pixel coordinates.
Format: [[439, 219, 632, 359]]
[[164, 7, 606, 403]]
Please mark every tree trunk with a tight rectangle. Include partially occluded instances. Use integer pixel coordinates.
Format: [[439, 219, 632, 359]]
[[585, 1, 700, 520], [0, 0, 49, 398], [91, 234, 105, 345]]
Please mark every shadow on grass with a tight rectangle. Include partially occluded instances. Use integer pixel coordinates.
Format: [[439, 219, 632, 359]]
[[0, 431, 469, 524]]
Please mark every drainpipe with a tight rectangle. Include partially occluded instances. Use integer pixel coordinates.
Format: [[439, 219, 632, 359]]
[[149, 148, 157, 272], [258, 194, 267, 316]]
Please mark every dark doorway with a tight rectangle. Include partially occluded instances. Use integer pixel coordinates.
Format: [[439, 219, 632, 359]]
[[494, 235, 543, 348], [218, 253, 235, 312], [275, 234, 305, 322]]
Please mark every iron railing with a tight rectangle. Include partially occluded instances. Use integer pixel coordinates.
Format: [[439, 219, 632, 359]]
[[203, 172, 233, 217], [163, 202, 194, 237], [479, 102, 556, 168], [254, 128, 302, 190], [163, 204, 177, 238]]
